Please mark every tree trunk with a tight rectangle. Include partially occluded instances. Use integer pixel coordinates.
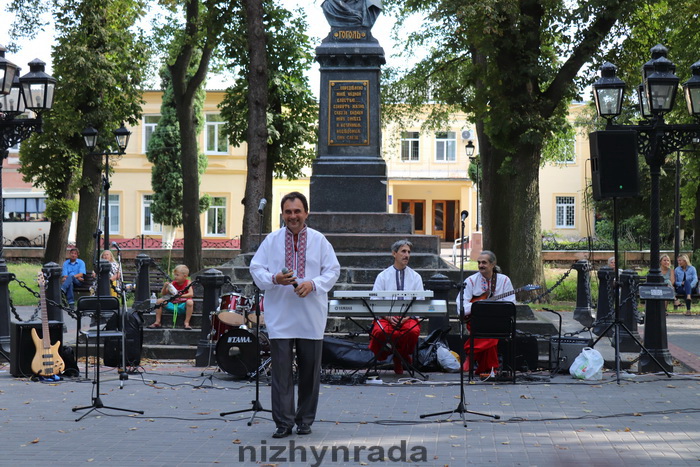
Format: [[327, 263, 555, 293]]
[[478, 127, 545, 298], [76, 154, 102, 271], [177, 102, 203, 272], [43, 221, 71, 265], [693, 183, 700, 252], [240, 0, 269, 252]]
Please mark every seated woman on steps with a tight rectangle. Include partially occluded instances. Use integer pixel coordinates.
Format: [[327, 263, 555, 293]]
[[674, 254, 697, 316], [148, 264, 195, 330]]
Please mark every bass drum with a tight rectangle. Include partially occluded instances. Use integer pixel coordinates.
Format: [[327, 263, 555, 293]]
[[216, 327, 270, 379]]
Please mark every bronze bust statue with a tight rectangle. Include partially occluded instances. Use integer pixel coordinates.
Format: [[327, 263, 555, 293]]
[[322, 0, 383, 29]]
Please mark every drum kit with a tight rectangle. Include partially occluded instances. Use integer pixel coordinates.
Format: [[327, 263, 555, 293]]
[[210, 292, 270, 379]]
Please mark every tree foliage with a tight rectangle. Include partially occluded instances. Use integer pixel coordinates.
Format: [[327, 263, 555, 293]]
[[13, 0, 148, 265], [382, 0, 643, 290], [146, 66, 208, 228], [157, 0, 237, 272], [219, 0, 317, 249]]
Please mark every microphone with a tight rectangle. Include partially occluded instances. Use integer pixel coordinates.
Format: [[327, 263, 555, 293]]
[[281, 267, 298, 288], [111, 241, 121, 252], [461, 210, 469, 221], [257, 198, 267, 213]]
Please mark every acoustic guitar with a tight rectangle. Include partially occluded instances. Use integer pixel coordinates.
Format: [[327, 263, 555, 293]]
[[30, 272, 65, 377], [470, 284, 541, 303]]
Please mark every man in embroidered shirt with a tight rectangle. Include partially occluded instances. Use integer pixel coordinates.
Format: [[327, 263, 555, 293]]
[[249, 192, 340, 439], [61, 248, 86, 307], [461, 250, 514, 374], [369, 239, 424, 375]]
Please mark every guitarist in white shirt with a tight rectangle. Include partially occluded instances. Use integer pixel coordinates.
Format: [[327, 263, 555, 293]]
[[461, 250, 515, 375]]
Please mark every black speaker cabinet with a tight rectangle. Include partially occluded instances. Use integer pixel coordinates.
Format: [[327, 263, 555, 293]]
[[10, 321, 64, 377], [549, 337, 592, 373], [590, 130, 639, 200], [499, 336, 539, 372]]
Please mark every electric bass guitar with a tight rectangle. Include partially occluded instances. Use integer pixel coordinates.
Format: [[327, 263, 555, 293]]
[[470, 284, 541, 303], [30, 272, 65, 377]]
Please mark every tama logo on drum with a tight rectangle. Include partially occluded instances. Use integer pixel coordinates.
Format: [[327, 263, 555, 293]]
[[227, 335, 254, 344]]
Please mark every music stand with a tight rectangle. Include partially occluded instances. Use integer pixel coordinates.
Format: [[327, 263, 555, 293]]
[[421, 211, 500, 426], [72, 296, 143, 421], [467, 301, 517, 383]]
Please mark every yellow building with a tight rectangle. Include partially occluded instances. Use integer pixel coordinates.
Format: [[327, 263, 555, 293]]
[[102, 92, 593, 246]]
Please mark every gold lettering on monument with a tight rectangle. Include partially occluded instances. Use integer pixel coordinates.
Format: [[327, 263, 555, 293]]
[[328, 80, 369, 146]]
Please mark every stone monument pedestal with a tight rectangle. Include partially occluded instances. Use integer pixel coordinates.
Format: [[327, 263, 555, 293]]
[[311, 27, 387, 213]]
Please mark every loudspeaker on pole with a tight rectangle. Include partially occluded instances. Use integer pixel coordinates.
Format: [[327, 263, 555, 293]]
[[590, 130, 640, 201]]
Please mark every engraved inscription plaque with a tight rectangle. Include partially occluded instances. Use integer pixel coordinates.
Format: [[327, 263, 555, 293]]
[[328, 80, 369, 146]]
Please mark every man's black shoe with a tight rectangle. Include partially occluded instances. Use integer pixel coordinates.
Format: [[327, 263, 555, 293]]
[[296, 423, 312, 435], [272, 427, 293, 439]]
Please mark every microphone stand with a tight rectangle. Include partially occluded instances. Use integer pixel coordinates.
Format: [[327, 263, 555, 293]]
[[220, 201, 271, 424], [114, 245, 131, 387], [421, 212, 499, 426]]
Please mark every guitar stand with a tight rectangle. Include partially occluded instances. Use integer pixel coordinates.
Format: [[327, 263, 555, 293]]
[[420, 213, 500, 426]]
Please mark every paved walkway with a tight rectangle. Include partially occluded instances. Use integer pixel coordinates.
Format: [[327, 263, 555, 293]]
[[1, 307, 699, 466]]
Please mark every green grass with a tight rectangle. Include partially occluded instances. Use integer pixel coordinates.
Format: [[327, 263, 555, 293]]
[[7, 262, 45, 307]]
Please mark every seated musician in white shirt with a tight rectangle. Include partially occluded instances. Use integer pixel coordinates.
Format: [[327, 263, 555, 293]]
[[461, 250, 515, 375], [369, 240, 424, 375]]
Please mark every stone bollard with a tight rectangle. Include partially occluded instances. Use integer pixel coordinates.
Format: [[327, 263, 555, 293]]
[[0, 259, 16, 355], [97, 259, 112, 297], [424, 273, 453, 333], [572, 260, 595, 328], [42, 262, 63, 323], [134, 254, 151, 308], [195, 269, 226, 367], [618, 269, 641, 352], [593, 266, 615, 336]]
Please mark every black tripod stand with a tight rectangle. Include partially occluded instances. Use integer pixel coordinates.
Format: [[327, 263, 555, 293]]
[[220, 200, 271, 425], [420, 211, 499, 426], [592, 198, 671, 383], [73, 161, 143, 421]]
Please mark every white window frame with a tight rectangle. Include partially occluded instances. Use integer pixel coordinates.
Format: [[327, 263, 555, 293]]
[[555, 133, 577, 164], [108, 193, 120, 235], [205, 114, 228, 154], [142, 115, 160, 152], [555, 196, 576, 229], [400, 131, 420, 162], [142, 194, 162, 234], [206, 196, 227, 236], [435, 131, 456, 162]]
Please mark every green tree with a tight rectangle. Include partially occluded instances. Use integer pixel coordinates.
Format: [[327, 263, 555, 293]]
[[219, 0, 317, 249], [383, 0, 643, 290], [12, 0, 148, 266], [159, 0, 236, 272], [146, 66, 208, 241]]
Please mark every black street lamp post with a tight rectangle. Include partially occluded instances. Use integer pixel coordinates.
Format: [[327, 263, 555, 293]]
[[0, 46, 56, 360], [81, 124, 131, 251], [592, 45, 700, 372], [465, 140, 478, 231]]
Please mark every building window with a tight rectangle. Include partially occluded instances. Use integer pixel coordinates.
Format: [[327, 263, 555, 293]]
[[205, 114, 228, 154], [206, 197, 227, 236], [142, 194, 162, 234], [555, 196, 575, 228], [400, 131, 420, 161], [101, 194, 120, 234], [435, 131, 456, 161], [143, 115, 160, 152]]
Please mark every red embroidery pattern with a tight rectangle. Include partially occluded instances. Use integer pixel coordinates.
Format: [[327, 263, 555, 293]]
[[284, 226, 307, 278], [297, 228, 307, 278]]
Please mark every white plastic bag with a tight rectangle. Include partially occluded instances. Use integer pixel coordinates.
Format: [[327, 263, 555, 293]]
[[437, 344, 460, 372], [569, 347, 604, 380]]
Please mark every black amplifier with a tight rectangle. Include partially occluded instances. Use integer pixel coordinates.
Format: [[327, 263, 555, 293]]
[[549, 336, 592, 373]]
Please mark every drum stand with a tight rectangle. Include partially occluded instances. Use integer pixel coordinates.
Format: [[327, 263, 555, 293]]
[[220, 286, 272, 424], [420, 212, 500, 427]]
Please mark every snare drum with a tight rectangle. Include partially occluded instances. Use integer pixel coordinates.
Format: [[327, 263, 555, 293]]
[[216, 327, 270, 378]]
